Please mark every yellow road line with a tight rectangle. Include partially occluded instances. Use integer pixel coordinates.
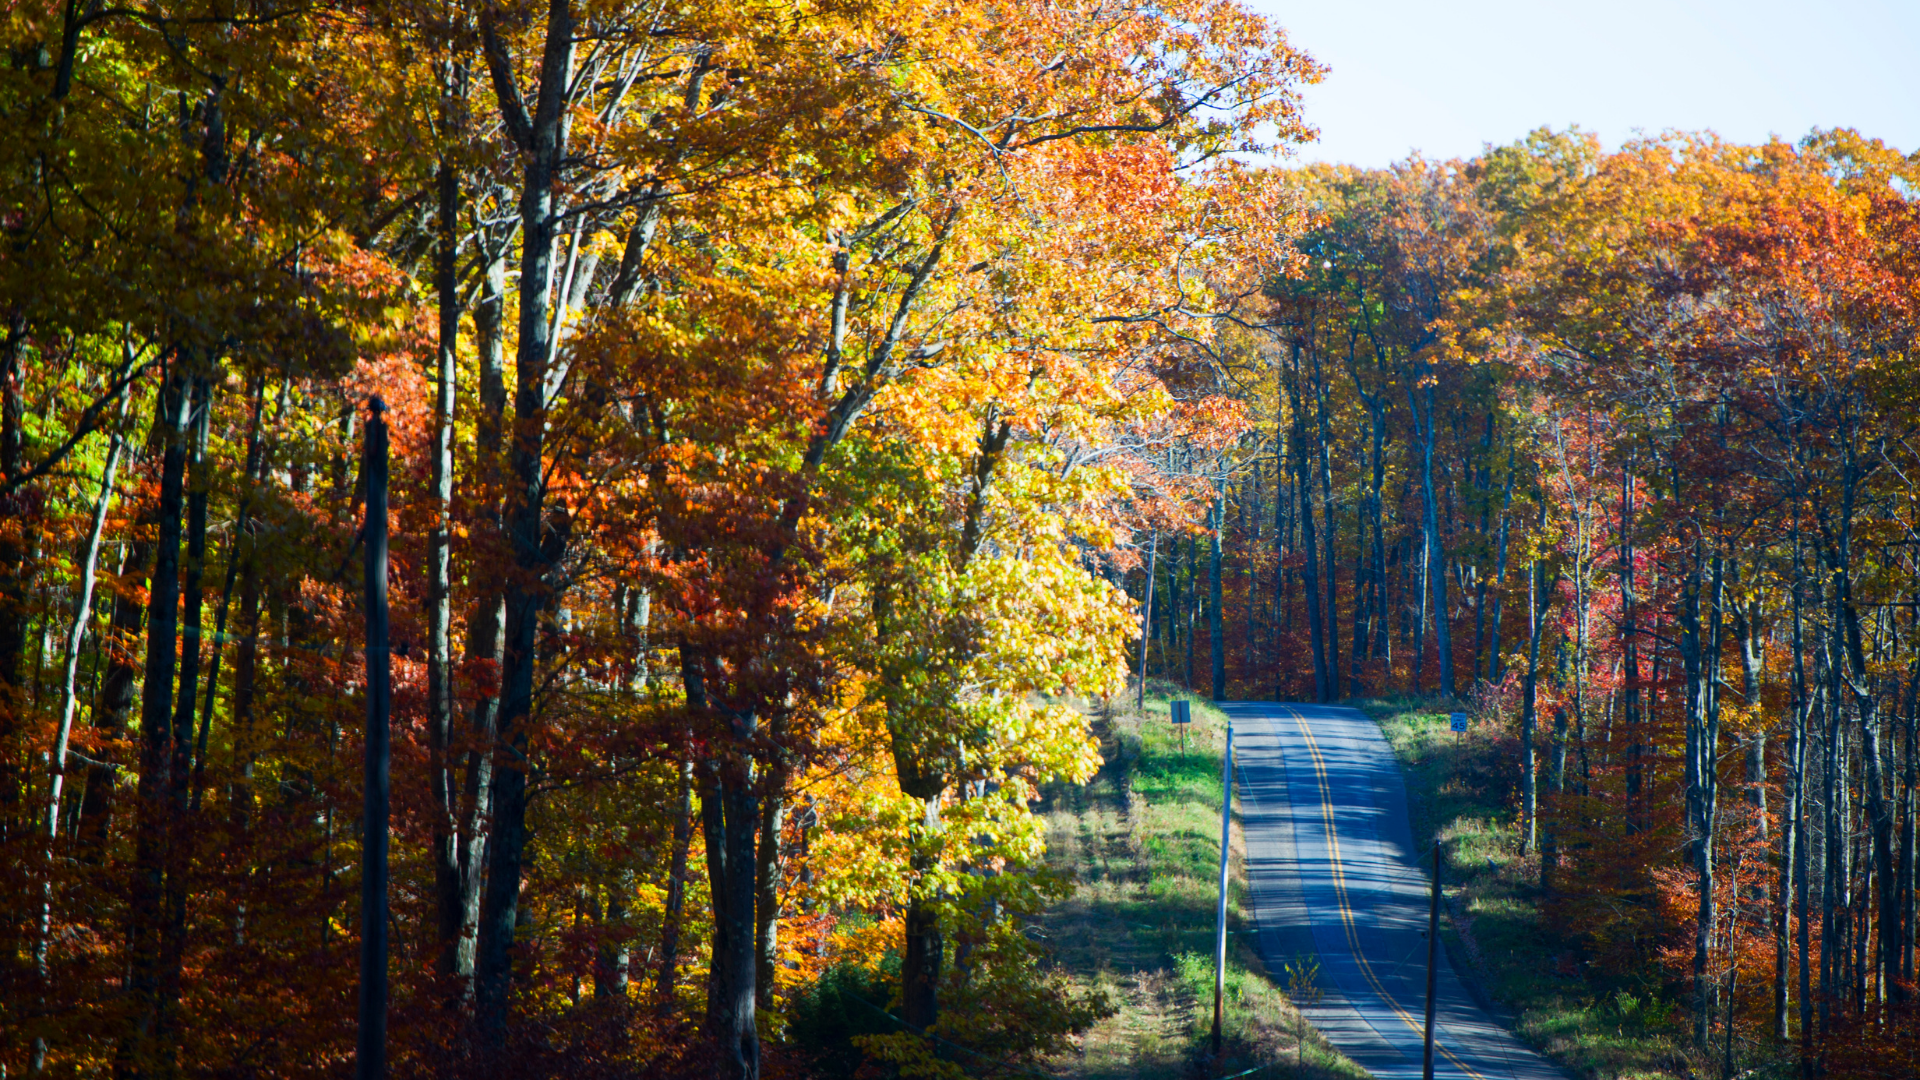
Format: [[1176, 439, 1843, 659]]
[[1282, 706, 1489, 1080]]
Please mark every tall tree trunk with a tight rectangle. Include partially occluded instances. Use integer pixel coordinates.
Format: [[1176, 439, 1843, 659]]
[[1369, 407, 1389, 671], [704, 745, 762, 1078], [1209, 480, 1225, 701], [45, 398, 128, 839], [1519, 561, 1554, 857], [1543, 664, 1570, 893], [755, 777, 785, 1012], [1822, 434, 1903, 1007], [656, 757, 693, 1004], [229, 488, 263, 835], [1413, 379, 1453, 698], [1272, 444, 1286, 698], [1485, 450, 1513, 683], [1841, 600, 1901, 1005], [1349, 479, 1368, 696], [0, 312, 36, 825], [1620, 460, 1644, 834], [1313, 354, 1339, 700], [189, 379, 265, 815], [1820, 635, 1840, 1041], [123, 368, 192, 1073], [900, 790, 942, 1034], [456, 250, 510, 994], [595, 877, 632, 1000], [1683, 548, 1724, 1050], [79, 387, 165, 855], [427, 161, 463, 986], [32, 394, 128, 1070], [357, 400, 393, 1080], [475, 0, 576, 1042], [1899, 657, 1917, 996], [684, 643, 762, 1078], [155, 376, 211, 1058], [872, 576, 949, 1042], [1734, 586, 1767, 844], [1793, 514, 1815, 1071], [1185, 533, 1197, 691], [1244, 474, 1259, 678], [1777, 574, 1809, 1042], [1289, 352, 1327, 701], [594, 582, 654, 1003], [1138, 532, 1157, 707]]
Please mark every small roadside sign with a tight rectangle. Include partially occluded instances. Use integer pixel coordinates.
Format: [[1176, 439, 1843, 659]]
[[1449, 712, 1468, 733], [1171, 701, 1192, 724]]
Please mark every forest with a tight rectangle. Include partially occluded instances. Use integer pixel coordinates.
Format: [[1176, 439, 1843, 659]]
[[0, 0, 1915, 1077]]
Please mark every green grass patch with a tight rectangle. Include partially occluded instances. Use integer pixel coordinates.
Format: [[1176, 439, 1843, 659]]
[[1037, 682, 1367, 1080]]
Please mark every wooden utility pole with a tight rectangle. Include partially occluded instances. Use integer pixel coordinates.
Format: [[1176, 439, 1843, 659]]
[[1423, 841, 1440, 1080], [358, 397, 391, 1080], [1212, 721, 1234, 1056]]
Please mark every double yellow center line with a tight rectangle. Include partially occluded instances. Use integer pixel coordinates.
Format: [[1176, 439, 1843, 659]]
[[1281, 706, 1490, 1080]]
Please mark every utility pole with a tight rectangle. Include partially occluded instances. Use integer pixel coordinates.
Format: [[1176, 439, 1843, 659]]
[[1212, 721, 1234, 1056], [1423, 841, 1440, 1080], [1138, 530, 1157, 713], [358, 397, 391, 1080]]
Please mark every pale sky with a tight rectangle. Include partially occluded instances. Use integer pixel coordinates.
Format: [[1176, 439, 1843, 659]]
[[1248, 0, 1920, 167]]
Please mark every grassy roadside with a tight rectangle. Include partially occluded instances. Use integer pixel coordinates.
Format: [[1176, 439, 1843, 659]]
[[1358, 696, 1688, 1080], [1040, 684, 1366, 1080]]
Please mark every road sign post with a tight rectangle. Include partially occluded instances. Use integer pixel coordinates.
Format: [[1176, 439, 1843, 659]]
[[1212, 721, 1233, 1057], [1172, 699, 1190, 750]]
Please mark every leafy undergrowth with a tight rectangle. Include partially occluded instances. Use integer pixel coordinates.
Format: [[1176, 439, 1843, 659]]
[[1360, 696, 1691, 1080], [1038, 683, 1367, 1080]]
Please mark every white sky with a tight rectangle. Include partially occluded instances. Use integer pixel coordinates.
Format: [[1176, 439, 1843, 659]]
[[1247, 0, 1920, 167]]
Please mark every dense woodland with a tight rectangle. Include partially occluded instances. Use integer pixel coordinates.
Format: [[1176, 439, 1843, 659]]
[[1156, 132, 1920, 1078], [0, 0, 1915, 1077]]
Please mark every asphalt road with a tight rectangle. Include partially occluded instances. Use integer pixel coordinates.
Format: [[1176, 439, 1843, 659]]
[[1218, 702, 1569, 1080]]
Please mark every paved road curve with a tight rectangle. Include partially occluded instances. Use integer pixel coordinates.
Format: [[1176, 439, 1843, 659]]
[[1219, 702, 1569, 1080]]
